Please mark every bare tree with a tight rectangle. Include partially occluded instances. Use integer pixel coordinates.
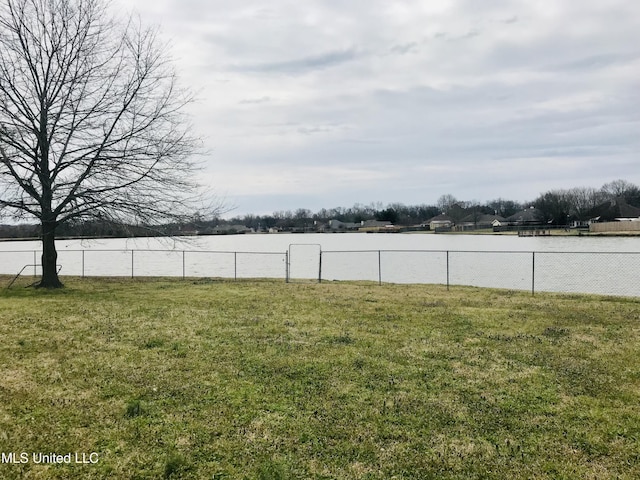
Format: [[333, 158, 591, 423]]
[[486, 198, 522, 218], [601, 179, 640, 199], [534, 190, 571, 225], [436, 194, 457, 214], [565, 187, 604, 220], [0, 0, 209, 287]]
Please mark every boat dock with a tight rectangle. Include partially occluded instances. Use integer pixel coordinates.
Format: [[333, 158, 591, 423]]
[[518, 229, 551, 237]]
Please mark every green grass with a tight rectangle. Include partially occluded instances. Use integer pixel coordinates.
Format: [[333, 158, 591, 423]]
[[1, 277, 639, 479]]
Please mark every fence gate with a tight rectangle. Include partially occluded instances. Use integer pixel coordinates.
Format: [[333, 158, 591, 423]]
[[287, 244, 322, 283]]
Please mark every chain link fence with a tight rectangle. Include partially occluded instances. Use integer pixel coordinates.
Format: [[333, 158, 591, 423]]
[[533, 251, 640, 297], [318, 249, 640, 297], [0, 249, 288, 282], [2, 248, 639, 297]]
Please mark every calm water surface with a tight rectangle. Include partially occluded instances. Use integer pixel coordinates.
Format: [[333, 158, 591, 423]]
[[1, 233, 639, 296], [2, 232, 639, 252]]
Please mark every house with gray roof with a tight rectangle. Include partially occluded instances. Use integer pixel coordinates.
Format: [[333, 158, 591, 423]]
[[506, 207, 543, 226], [457, 213, 506, 230], [425, 214, 454, 231], [588, 197, 640, 222], [327, 219, 361, 231]]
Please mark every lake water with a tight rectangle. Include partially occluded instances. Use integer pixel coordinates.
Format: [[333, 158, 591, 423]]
[[1, 233, 639, 296]]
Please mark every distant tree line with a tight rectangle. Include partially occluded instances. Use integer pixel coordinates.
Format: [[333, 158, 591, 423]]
[[533, 180, 640, 225], [213, 179, 639, 230], [1, 179, 639, 238]]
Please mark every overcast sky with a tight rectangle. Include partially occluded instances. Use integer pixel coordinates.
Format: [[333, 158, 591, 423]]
[[118, 0, 639, 217]]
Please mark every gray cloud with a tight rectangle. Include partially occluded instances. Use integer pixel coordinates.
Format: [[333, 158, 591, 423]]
[[231, 49, 359, 74], [389, 42, 418, 55], [551, 53, 640, 72]]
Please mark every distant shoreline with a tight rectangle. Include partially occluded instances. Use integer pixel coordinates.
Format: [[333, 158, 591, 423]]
[[2, 230, 640, 243]]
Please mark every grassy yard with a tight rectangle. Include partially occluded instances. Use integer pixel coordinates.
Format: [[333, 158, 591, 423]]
[[0, 277, 639, 479]]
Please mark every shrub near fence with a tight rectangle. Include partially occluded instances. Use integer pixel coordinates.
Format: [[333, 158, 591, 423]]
[[2, 248, 640, 297]]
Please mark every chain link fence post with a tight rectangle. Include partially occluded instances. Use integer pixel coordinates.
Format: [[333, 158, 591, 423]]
[[446, 250, 450, 291], [532, 251, 535, 296], [285, 251, 289, 283]]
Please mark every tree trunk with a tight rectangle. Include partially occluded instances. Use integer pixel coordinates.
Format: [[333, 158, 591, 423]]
[[37, 220, 63, 288]]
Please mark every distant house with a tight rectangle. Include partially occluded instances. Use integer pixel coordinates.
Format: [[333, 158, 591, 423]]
[[426, 214, 454, 230], [588, 197, 640, 223], [457, 213, 505, 230], [492, 218, 506, 228], [589, 199, 640, 233], [327, 219, 361, 231], [506, 207, 543, 226]]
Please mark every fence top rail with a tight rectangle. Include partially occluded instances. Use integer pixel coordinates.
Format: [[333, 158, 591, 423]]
[[321, 249, 640, 255], [0, 249, 287, 255], [531, 251, 640, 255], [187, 251, 286, 255], [2, 248, 640, 255], [321, 249, 535, 255]]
